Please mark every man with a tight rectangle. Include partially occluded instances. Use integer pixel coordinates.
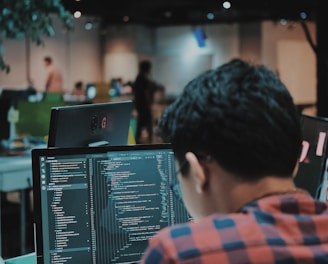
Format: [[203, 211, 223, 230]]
[[140, 58, 328, 263], [132, 60, 156, 144], [43, 56, 64, 93]]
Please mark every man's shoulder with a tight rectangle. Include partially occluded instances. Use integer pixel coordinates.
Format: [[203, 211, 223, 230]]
[[156, 194, 328, 240], [145, 214, 255, 261], [152, 213, 252, 244]]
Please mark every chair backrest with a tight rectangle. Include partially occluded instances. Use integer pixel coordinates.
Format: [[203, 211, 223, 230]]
[[16, 99, 66, 137], [0, 97, 11, 140], [42, 92, 64, 102]]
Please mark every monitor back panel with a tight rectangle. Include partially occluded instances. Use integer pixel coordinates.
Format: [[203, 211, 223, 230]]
[[32, 144, 192, 264], [47, 101, 133, 148], [294, 114, 328, 198]]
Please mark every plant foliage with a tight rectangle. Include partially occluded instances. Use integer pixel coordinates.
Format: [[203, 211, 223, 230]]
[[0, 0, 73, 73]]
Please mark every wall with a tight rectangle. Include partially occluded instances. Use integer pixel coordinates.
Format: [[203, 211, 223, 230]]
[[261, 21, 316, 104], [239, 23, 261, 63], [152, 24, 239, 96], [102, 23, 240, 96], [103, 25, 154, 85], [0, 17, 316, 102]]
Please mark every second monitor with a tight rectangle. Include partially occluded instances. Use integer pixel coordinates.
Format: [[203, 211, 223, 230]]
[[47, 100, 133, 148], [294, 114, 328, 199]]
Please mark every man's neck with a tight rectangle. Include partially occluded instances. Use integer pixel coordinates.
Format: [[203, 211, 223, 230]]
[[227, 176, 299, 212], [208, 163, 300, 214]]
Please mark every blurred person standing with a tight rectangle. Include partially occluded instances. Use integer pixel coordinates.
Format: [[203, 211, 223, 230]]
[[43, 56, 64, 94], [132, 60, 157, 144]]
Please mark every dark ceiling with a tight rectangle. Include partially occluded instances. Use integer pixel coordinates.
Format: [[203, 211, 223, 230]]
[[62, 0, 318, 27]]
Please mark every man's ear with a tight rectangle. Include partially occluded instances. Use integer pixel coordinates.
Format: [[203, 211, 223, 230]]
[[185, 152, 207, 194]]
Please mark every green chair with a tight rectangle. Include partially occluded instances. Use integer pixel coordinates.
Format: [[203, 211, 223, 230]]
[[42, 92, 64, 102], [16, 99, 66, 137]]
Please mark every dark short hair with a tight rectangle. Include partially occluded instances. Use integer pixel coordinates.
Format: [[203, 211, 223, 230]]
[[44, 56, 52, 63], [139, 60, 152, 74], [75, 81, 83, 89], [157, 58, 302, 181]]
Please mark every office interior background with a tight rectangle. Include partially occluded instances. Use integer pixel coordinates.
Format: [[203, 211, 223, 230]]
[[0, 11, 317, 108], [0, 0, 320, 260]]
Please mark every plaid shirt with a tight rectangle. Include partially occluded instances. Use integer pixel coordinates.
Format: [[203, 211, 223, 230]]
[[140, 192, 328, 263]]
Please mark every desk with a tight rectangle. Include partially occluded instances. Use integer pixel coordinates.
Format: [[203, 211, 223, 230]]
[[0, 152, 33, 257], [4, 252, 35, 264]]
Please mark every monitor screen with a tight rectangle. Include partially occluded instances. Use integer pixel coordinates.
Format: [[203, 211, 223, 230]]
[[47, 101, 133, 147], [32, 144, 192, 264], [294, 114, 328, 198]]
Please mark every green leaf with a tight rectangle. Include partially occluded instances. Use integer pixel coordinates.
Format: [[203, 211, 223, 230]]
[[0, 0, 74, 73]]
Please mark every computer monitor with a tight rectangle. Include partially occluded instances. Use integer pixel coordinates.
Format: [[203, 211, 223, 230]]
[[32, 143, 192, 264], [47, 101, 133, 147], [0, 97, 11, 141], [0, 88, 36, 142], [294, 114, 328, 198]]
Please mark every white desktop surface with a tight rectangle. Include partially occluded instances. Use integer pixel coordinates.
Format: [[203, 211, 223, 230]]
[[4, 252, 36, 264], [0, 151, 34, 256], [0, 155, 32, 192]]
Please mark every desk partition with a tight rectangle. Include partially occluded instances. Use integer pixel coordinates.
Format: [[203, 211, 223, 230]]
[[0, 153, 33, 257], [4, 252, 36, 264]]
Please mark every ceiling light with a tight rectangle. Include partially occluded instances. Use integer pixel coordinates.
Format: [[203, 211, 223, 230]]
[[222, 1, 231, 9], [207, 12, 215, 20], [300, 12, 307, 20], [85, 21, 93, 30], [74, 11, 81, 18], [280, 19, 287, 25]]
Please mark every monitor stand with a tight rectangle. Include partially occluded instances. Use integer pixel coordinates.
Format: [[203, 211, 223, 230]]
[[0, 106, 26, 150], [88, 141, 110, 147]]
